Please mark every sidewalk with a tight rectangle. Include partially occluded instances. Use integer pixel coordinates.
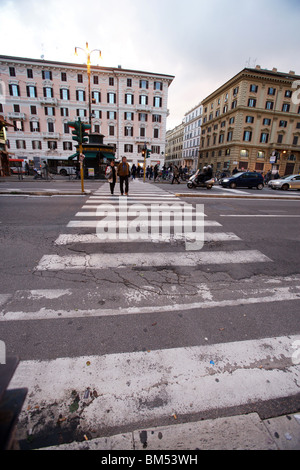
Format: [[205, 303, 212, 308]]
[[39, 412, 300, 450]]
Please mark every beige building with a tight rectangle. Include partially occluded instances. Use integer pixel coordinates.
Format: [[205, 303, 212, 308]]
[[165, 122, 184, 168], [199, 66, 300, 176], [0, 54, 174, 169]]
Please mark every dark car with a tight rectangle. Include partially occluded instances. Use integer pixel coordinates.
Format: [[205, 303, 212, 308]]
[[220, 171, 264, 190]]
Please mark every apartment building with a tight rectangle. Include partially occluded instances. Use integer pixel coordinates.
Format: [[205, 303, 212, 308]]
[[0, 55, 174, 169], [183, 102, 203, 170], [199, 66, 300, 176], [165, 122, 184, 168]]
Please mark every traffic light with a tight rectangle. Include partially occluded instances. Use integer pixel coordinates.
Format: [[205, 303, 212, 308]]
[[146, 149, 151, 158], [142, 149, 146, 157], [81, 122, 91, 144], [67, 119, 91, 145], [68, 120, 81, 143]]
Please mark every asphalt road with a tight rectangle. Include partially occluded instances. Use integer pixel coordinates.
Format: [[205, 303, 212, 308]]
[[0, 180, 299, 448]]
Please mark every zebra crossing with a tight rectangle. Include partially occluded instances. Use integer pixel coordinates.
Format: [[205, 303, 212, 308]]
[[3, 180, 300, 448]]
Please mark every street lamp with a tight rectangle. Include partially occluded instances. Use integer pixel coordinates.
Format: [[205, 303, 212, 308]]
[[75, 42, 102, 127]]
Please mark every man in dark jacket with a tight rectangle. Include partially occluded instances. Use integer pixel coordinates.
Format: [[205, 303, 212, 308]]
[[117, 156, 130, 195]]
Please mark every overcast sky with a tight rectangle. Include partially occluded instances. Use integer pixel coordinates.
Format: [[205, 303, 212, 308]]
[[1, 0, 300, 129]]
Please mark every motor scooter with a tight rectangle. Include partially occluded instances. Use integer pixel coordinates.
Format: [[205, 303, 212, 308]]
[[187, 170, 215, 190]]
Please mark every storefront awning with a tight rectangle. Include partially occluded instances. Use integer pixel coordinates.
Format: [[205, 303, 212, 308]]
[[68, 153, 79, 161], [101, 152, 115, 160]]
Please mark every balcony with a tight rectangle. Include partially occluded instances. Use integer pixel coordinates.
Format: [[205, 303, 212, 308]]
[[39, 97, 58, 106], [7, 112, 26, 120], [135, 105, 153, 112], [42, 132, 60, 139]]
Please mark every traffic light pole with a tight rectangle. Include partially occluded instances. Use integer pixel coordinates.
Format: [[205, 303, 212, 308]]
[[143, 143, 147, 182], [79, 144, 84, 193]]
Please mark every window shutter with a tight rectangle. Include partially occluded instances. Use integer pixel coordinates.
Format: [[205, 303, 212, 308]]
[[26, 86, 30, 97]]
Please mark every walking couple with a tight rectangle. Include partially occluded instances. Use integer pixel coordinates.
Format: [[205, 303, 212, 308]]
[[105, 156, 130, 196]]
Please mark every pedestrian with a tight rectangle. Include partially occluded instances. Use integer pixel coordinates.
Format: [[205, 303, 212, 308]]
[[232, 166, 238, 175], [117, 156, 130, 196], [171, 165, 181, 184], [131, 163, 136, 180], [105, 160, 117, 195], [154, 164, 159, 181]]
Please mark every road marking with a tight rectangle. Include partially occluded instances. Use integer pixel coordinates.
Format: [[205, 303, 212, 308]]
[[54, 232, 241, 245], [66, 219, 221, 228], [35, 250, 271, 271], [9, 335, 300, 432]]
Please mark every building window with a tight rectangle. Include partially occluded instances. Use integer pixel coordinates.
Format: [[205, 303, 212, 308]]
[[260, 132, 269, 143], [285, 90, 292, 98], [140, 127, 145, 137], [153, 96, 162, 108], [48, 122, 55, 133], [16, 140, 26, 149], [32, 140, 42, 150], [229, 117, 235, 124], [107, 92, 116, 104], [263, 118, 271, 125], [44, 107, 55, 116], [246, 116, 254, 123], [42, 71, 52, 80], [152, 114, 161, 122], [231, 100, 237, 109], [107, 111, 116, 120], [27, 85, 37, 98], [279, 120, 287, 127], [60, 108, 69, 117], [250, 84, 258, 92], [293, 136, 299, 145], [127, 78, 132, 87], [9, 84, 20, 97], [243, 131, 252, 141], [61, 72, 67, 82], [30, 105, 37, 114], [219, 134, 224, 143], [151, 145, 160, 154], [154, 128, 159, 138], [60, 89, 70, 100], [44, 87, 53, 98], [124, 144, 133, 152], [282, 103, 290, 112], [109, 125, 114, 136], [138, 113, 147, 122], [63, 142, 72, 150], [92, 91, 101, 103], [154, 81, 163, 90], [139, 80, 148, 89], [76, 109, 86, 117], [227, 131, 233, 142], [277, 134, 283, 144], [93, 110, 101, 118], [30, 121, 40, 132], [93, 76, 98, 85], [27, 69, 33, 79], [248, 98, 256, 108], [109, 77, 114, 86], [140, 95, 148, 105], [77, 74, 83, 83], [265, 101, 274, 110], [268, 87, 276, 95], [76, 90, 85, 101], [124, 112, 134, 120], [9, 67, 16, 76], [124, 126, 133, 137], [48, 141, 57, 150], [125, 93, 134, 105]]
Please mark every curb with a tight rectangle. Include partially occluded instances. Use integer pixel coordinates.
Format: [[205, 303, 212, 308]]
[[37, 412, 300, 451], [175, 193, 300, 200], [0, 190, 91, 196]]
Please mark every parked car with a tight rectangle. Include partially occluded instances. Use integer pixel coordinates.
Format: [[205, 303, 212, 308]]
[[220, 172, 264, 190], [268, 174, 300, 191]]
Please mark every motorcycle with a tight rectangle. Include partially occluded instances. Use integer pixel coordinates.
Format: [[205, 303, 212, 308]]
[[187, 170, 215, 190]]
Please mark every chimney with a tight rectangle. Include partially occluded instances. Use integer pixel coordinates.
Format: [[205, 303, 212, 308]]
[[272, 68, 277, 72], [255, 65, 261, 70], [289, 70, 295, 75]]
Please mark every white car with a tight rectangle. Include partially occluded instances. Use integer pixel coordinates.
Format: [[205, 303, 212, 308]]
[[268, 174, 300, 191]]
